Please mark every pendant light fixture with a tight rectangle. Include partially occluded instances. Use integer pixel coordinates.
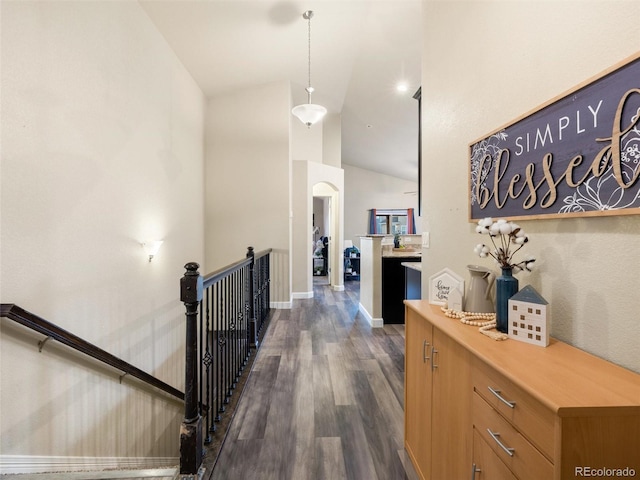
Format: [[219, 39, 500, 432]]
[[291, 10, 327, 128]]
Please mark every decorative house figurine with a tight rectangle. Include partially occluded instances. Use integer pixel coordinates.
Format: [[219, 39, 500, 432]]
[[428, 267, 464, 306], [508, 285, 549, 347]]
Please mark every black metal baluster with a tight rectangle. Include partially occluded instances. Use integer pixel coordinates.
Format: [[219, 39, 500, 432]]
[[241, 266, 248, 366], [198, 295, 204, 423], [246, 247, 257, 348], [230, 271, 236, 390], [212, 283, 218, 420], [232, 270, 238, 386], [257, 256, 264, 332], [225, 276, 232, 402], [260, 257, 264, 331], [216, 281, 225, 418], [242, 266, 249, 363], [230, 273, 235, 394], [234, 269, 240, 385], [265, 254, 271, 323], [203, 286, 214, 441]]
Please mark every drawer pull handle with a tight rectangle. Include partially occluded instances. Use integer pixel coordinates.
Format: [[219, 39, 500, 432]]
[[431, 346, 438, 371], [470, 463, 481, 480], [487, 429, 515, 457], [488, 386, 516, 408], [423, 340, 430, 363]]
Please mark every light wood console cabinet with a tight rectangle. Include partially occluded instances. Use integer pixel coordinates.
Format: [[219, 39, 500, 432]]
[[404, 301, 640, 480]]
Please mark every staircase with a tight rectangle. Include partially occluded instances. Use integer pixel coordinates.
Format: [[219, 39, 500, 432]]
[[1, 249, 273, 480]]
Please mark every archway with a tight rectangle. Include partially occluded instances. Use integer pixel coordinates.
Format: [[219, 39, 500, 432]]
[[292, 161, 344, 298], [312, 182, 337, 287]]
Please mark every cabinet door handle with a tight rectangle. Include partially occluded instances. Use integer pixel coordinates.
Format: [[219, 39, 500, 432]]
[[470, 463, 481, 480], [423, 340, 430, 363], [487, 429, 515, 457], [488, 386, 516, 408], [431, 346, 438, 371]]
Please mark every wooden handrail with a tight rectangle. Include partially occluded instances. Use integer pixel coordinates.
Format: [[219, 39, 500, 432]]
[[202, 248, 272, 287], [0, 303, 184, 401]]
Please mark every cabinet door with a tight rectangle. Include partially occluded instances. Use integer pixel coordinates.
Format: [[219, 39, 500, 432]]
[[431, 328, 472, 480], [405, 308, 433, 480]]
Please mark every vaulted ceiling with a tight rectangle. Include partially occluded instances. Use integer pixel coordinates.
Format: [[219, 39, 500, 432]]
[[140, 0, 422, 181]]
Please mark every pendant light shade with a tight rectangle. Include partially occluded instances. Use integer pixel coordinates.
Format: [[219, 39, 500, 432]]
[[292, 11, 327, 128], [292, 102, 327, 127]]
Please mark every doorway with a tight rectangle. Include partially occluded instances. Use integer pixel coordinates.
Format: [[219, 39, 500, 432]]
[[312, 195, 331, 286]]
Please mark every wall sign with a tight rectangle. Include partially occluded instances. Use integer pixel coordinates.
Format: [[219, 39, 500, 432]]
[[428, 268, 464, 307], [469, 53, 640, 221]]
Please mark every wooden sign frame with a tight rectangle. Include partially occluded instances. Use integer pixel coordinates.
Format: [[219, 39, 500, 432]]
[[469, 52, 640, 221]]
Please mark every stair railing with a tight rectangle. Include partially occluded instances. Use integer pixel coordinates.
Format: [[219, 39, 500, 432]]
[[1, 245, 273, 479], [179, 246, 272, 478], [0, 304, 184, 401]]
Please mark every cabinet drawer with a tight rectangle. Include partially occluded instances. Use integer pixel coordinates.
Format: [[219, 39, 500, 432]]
[[472, 428, 517, 480], [473, 392, 553, 480], [473, 360, 555, 460]]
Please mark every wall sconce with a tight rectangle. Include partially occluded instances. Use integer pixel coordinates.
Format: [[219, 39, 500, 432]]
[[142, 240, 163, 262]]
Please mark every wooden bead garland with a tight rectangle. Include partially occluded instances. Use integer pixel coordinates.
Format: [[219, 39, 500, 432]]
[[440, 305, 508, 341], [441, 305, 495, 325]]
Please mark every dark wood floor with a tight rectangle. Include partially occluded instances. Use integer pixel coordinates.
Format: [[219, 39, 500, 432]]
[[211, 280, 419, 480]]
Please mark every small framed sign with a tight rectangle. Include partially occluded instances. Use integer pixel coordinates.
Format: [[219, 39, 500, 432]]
[[429, 268, 464, 307]]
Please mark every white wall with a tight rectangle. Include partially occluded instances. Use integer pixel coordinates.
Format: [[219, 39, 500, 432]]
[[292, 161, 312, 296], [322, 113, 342, 168], [205, 81, 292, 306], [422, 0, 640, 373], [0, 0, 205, 468], [343, 163, 421, 248], [291, 114, 323, 164]]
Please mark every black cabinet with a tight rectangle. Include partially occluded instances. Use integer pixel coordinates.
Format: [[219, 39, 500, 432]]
[[382, 256, 420, 324], [313, 257, 326, 276], [344, 253, 360, 281]]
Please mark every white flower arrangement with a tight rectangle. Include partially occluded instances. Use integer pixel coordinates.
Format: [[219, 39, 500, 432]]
[[474, 217, 536, 272]]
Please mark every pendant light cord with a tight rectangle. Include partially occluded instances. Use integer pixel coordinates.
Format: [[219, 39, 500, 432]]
[[307, 12, 312, 103]]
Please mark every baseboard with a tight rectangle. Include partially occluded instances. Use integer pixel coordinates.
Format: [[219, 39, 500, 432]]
[[358, 303, 384, 328], [332, 284, 345, 292], [0, 455, 178, 475], [270, 298, 292, 309], [292, 291, 314, 299]]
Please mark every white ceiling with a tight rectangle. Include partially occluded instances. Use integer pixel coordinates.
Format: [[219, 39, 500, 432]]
[[139, 0, 422, 181]]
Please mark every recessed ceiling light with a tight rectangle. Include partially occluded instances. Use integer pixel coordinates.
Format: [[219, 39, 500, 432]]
[[396, 83, 408, 93]]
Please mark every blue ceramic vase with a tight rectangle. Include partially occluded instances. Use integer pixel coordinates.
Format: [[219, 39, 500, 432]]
[[495, 267, 518, 333]]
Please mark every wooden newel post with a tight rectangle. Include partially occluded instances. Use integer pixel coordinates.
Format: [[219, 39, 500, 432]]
[[179, 262, 203, 477], [246, 247, 258, 348]]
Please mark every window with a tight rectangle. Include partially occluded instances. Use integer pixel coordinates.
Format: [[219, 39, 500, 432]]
[[368, 209, 416, 234], [376, 213, 407, 234]]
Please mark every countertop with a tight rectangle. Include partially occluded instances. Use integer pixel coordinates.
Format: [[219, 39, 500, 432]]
[[382, 250, 421, 258], [401, 261, 422, 271]]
